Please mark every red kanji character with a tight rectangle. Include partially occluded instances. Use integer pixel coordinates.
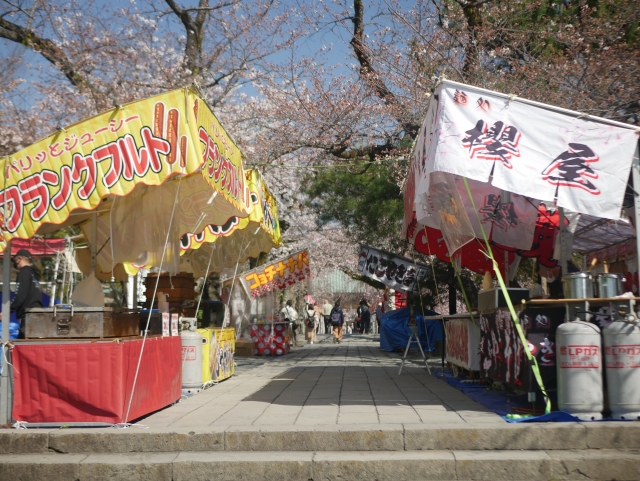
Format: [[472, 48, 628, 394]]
[[18, 172, 56, 222], [80, 132, 94, 146], [71, 152, 98, 200], [199, 127, 220, 177], [17, 156, 32, 172], [94, 142, 123, 188], [5, 161, 20, 180], [140, 127, 170, 173], [117, 133, 149, 178], [50, 165, 73, 210], [0, 186, 23, 232], [109, 119, 124, 133], [35, 151, 47, 163], [64, 134, 78, 151], [48, 142, 64, 158]]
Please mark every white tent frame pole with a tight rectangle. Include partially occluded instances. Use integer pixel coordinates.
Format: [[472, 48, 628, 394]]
[[1, 239, 11, 425], [631, 143, 640, 282], [90, 211, 98, 275]]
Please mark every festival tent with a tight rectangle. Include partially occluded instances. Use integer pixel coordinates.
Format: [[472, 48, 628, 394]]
[[402, 79, 640, 413], [403, 80, 640, 280], [0, 87, 252, 279], [179, 169, 282, 277]]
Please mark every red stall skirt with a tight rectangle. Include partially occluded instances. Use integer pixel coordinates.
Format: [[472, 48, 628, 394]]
[[11, 336, 182, 424]]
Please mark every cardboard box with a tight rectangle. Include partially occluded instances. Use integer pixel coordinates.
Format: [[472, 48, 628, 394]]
[[235, 339, 255, 357]]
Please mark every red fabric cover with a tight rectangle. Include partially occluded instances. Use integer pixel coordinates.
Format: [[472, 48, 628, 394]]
[[412, 205, 564, 275], [11, 336, 181, 424], [3, 238, 66, 257]]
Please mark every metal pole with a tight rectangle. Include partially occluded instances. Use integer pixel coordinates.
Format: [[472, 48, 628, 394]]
[[631, 143, 640, 289], [1, 239, 11, 424], [559, 207, 568, 275], [50, 250, 61, 307], [90, 212, 98, 275]]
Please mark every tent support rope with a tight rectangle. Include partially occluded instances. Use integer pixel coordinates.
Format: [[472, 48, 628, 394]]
[[120, 177, 183, 427]]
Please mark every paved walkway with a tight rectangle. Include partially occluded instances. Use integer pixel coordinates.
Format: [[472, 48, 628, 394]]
[[142, 334, 504, 428]]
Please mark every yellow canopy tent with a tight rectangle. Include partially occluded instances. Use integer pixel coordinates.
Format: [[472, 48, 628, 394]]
[[0, 87, 252, 278], [178, 169, 282, 277]]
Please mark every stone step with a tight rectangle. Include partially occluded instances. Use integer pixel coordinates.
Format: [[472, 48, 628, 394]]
[[1, 422, 639, 454], [1, 449, 639, 481]]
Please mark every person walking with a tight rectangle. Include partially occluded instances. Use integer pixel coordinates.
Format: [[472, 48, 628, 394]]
[[304, 303, 318, 344], [357, 298, 371, 334], [329, 299, 345, 344], [281, 299, 300, 346], [375, 302, 383, 334], [322, 299, 332, 334], [6, 249, 43, 339]]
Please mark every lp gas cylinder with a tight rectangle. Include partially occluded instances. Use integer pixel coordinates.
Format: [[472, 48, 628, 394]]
[[603, 318, 640, 420], [556, 320, 603, 420], [181, 330, 203, 392]]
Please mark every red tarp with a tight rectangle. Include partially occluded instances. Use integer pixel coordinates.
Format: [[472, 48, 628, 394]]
[[11, 336, 181, 424], [1, 238, 66, 257], [409, 205, 565, 275]]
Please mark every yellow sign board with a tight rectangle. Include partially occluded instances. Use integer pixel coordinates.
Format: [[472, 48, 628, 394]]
[[0, 88, 249, 251]]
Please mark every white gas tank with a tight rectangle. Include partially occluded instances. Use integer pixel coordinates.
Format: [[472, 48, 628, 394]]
[[603, 318, 640, 420], [556, 320, 603, 420], [181, 330, 203, 391]]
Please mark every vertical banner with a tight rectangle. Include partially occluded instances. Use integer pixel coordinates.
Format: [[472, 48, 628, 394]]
[[357, 245, 429, 292]]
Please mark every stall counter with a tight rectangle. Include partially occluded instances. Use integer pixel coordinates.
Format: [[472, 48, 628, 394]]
[[11, 335, 181, 424]]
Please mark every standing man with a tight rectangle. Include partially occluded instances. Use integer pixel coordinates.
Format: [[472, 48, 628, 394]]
[[375, 302, 383, 333], [281, 299, 300, 346], [357, 298, 371, 334], [10, 249, 43, 339], [329, 299, 345, 344], [322, 299, 333, 334]]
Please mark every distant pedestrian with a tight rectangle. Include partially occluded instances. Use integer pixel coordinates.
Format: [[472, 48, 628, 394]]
[[304, 303, 318, 345], [329, 299, 345, 344], [375, 302, 383, 332], [357, 298, 371, 334], [322, 299, 332, 334], [281, 300, 300, 346]]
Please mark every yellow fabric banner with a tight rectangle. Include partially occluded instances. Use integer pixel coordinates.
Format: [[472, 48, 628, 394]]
[[0, 88, 248, 252], [179, 169, 282, 276]]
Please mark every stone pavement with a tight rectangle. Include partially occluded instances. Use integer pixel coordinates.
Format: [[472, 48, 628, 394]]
[[142, 333, 503, 429], [2, 333, 640, 480]]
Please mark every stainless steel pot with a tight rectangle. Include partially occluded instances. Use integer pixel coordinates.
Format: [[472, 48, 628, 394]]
[[596, 273, 624, 298], [562, 273, 594, 299]]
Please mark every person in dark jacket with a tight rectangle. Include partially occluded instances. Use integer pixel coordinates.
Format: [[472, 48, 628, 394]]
[[356, 298, 371, 334], [10, 249, 43, 339], [329, 300, 345, 344]]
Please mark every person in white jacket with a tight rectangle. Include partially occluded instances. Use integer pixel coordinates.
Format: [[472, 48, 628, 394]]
[[281, 300, 300, 345]]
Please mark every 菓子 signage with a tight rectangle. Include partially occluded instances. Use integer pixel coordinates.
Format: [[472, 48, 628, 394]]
[[356, 245, 429, 292]]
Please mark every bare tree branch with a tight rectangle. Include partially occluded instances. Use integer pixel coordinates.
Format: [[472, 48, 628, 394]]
[[349, 0, 418, 138], [0, 16, 90, 91]]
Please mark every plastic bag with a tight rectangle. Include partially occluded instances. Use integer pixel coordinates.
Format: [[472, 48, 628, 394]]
[[71, 273, 105, 307]]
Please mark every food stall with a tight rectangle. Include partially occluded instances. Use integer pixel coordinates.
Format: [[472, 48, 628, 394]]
[[224, 250, 311, 355], [403, 79, 640, 415], [0, 86, 251, 425]]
